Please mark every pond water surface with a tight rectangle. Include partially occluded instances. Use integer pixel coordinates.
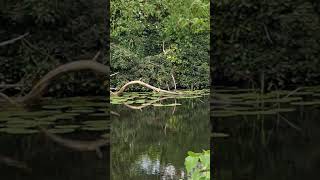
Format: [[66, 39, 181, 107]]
[[111, 91, 210, 180], [0, 97, 108, 180], [212, 87, 320, 179]]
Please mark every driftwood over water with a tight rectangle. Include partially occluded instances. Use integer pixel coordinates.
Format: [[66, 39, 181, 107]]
[[111, 80, 181, 96]]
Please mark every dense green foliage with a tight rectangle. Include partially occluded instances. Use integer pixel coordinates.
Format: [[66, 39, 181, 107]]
[[0, 0, 107, 97], [212, 0, 320, 89], [111, 0, 210, 90]]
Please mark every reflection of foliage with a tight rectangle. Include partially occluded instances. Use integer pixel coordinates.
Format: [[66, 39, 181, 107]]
[[111, 97, 210, 179], [213, 89, 320, 179], [165, 116, 180, 131], [185, 150, 210, 180]]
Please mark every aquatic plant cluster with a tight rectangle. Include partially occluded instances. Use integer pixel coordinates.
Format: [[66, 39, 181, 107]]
[[0, 97, 108, 138], [212, 86, 320, 118], [212, 86, 320, 179], [111, 89, 209, 107]]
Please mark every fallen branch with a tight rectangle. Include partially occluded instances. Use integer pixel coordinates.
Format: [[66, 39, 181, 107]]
[[20, 60, 108, 104], [112, 80, 181, 96]]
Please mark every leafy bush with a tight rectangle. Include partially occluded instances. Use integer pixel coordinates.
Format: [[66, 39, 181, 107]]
[[184, 150, 210, 180]]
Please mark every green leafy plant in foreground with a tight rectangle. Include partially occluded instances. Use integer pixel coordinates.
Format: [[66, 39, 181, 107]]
[[184, 150, 210, 180]]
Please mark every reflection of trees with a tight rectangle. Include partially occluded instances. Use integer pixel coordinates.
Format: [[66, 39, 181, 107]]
[[213, 107, 320, 179], [0, 132, 108, 180], [111, 98, 210, 179]]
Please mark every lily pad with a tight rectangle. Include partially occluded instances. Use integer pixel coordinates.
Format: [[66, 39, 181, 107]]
[[47, 128, 75, 134], [291, 101, 320, 106], [0, 128, 38, 134], [55, 125, 81, 129]]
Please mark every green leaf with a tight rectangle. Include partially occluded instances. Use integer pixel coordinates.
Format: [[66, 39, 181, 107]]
[[185, 156, 199, 173]]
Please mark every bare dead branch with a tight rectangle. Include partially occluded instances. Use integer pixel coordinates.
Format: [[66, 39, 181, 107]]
[[0, 32, 29, 47], [112, 80, 181, 96]]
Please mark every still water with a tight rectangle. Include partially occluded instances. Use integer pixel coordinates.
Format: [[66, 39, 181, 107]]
[[111, 94, 210, 180], [0, 97, 108, 180], [212, 87, 320, 179]]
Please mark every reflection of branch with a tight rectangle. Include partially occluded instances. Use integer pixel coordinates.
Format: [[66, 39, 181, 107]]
[[39, 127, 109, 158], [279, 114, 302, 132], [172, 99, 177, 115], [0, 155, 31, 173], [124, 96, 174, 110]]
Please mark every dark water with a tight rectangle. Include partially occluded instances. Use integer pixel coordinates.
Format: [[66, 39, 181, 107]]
[[111, 97, 210, 180], [0, 97, 108, 180], [212, 89, 320, 179]]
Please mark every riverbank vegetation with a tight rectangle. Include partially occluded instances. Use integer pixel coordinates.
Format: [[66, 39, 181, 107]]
[[0, 0, 107, 99], [212, 0, 320, 90], [111, 0, 210, 91]]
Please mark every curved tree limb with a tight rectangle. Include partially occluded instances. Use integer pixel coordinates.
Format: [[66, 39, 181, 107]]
[[20, 60, 108, 104], [112, 80, 182, 96]]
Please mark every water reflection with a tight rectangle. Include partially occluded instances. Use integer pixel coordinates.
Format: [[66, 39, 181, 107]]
[[133, 154, 186, 180], [111, 96, 210, 180], [212, 88, 320, 179], [0, 97, 108, 180]]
